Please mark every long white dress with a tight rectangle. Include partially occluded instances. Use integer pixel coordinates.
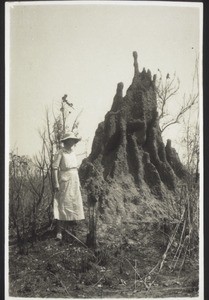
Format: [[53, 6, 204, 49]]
[[52, 147, 85, 221]]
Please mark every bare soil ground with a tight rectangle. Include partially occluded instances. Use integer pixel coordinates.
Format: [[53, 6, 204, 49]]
[[9, 226, 199, 298]]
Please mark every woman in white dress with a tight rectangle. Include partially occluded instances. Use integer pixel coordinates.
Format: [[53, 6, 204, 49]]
[[52, 132, 85, 240]]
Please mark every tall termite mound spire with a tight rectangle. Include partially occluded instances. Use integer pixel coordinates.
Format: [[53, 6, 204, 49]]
[[79, 52, 187, 245], [133, 51, 139, 75]]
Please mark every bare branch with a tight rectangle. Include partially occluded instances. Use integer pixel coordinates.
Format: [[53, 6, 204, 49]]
[[155, 71, 180, 121], [71, 109, 83, 133]]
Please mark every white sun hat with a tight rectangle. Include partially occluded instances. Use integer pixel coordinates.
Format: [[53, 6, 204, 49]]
[[60, 132, 81, 143]]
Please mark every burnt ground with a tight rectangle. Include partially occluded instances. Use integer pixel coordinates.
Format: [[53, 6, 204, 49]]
[[9, 225, 199, 298]]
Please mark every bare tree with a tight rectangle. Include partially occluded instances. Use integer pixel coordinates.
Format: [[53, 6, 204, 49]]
[[181, 117, 199, 178], [156, 56, 199, 133]]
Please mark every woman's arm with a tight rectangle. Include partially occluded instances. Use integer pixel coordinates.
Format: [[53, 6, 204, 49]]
[[53, 169, 60, 192], [52, 150, 62, 192]]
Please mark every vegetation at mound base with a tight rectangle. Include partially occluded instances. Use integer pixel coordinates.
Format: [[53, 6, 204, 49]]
[[9, 220, 199, 298]]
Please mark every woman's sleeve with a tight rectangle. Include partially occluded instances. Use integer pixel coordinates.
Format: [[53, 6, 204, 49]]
[[52, 150, 62, 170]]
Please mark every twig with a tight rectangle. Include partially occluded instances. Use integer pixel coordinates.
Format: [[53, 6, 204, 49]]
[[92, 276, 104, 287], [120, 257, 149, 290], [134, 259, 137, 291], [143, 210, 187, 290], [62, 227, 88, 249], [123, 257, 142, 279], [47, 270, 71, 296], [148, 260, 160, 275], [71, 109, 83, 132], [61, 227, 97, 259], [171, 217, 187, 269], [178, 238, 190, 277], [47, 249, 70, 260]]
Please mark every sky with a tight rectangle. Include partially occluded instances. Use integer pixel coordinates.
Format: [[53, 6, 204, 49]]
[[6, 1, 202, 163]]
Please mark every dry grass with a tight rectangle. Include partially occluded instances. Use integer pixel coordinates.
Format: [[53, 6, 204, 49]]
[[9, 222, 199, 298]]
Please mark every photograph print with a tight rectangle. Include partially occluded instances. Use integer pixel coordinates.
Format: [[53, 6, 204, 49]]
[[5, 1, 203, 299]]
